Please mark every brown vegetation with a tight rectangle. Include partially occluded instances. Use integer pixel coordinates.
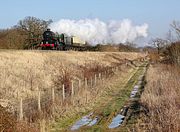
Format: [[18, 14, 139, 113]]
[[0, 50, 145, 131], [0, 29, 26, 49], [0, 16, 52, 49], [137, 64, 180, 132], [0, 105, 39, 132], [92, 43, 139, 52], [166, 42, 180, 65]]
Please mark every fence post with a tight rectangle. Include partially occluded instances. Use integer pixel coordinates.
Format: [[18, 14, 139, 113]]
[[71, 81, 74, 105], [62, 84, 65, 101], [19, 98, 23, 121], [85, 78, 87, 89], [99, 73, 102, 84], [38, 90, 41, 112], [78, 79, 81, 89], [90, 77, 93, 88], [99, 73, 101, 78], [40, 119, 46, 132], [102, 72, 105, 83], [52, 87, 55, 115], [71, 81, 74, 96], [94, 74, 97, 86], [77, 79, 81, 97], [85, 78, 88, 103], [52, 87, 55, 104]]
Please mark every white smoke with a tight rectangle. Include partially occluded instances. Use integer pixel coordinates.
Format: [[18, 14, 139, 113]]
[[49, 18, 148, 45]]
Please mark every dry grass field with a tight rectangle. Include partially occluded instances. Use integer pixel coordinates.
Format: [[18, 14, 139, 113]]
[[0, 50, 146, 131], [0, 50, 144, 101], [137, 64, 180, 132]]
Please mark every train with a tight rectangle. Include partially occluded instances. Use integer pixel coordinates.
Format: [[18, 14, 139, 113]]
[[39, 29, 87, 50]]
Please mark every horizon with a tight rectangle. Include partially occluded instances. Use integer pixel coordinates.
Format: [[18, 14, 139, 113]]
[[0, 0, 180, 46]]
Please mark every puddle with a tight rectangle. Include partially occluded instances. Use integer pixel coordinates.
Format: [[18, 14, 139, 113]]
[[87, 117, 99, 126], [71, 113, 93, 130], [71, 70, 146, 130], [71, 113, 99, 131], [130, 85, 139, 98], [108, 114, 125, 128]]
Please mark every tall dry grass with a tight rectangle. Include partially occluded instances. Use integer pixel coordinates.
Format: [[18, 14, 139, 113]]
[[0, 51, 144, 101], [0, 50, 146, 131], [137, 64, 180, 132]]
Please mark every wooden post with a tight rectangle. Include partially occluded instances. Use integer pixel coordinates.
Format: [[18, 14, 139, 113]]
[[99, 73, 101, 79], [94, 74, 97, 86], [85, 78, 88, 103], [52, 87, 55, 104], [38, 91, 41, 112], [71, 81, 74, 96], [99, 73, 102, 84], [78, 79, 81, 89], [85, 78, 87, 89], [62, 84, 65, 101], [52, 87, 55, 115], [19, 98, 23, 121], [78, 79, 81, 97], [102, 72, 105, 83], [71, 81, 74, 105], [40, 119, 46, 132], [90, 77, 93, 88]]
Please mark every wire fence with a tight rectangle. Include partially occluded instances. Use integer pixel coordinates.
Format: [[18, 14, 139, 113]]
[[15, 57, 147, 125]]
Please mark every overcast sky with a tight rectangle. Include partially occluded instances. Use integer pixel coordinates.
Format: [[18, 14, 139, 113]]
[[0, 0, 180, 45]]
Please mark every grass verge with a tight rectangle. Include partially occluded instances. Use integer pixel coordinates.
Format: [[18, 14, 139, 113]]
[[82, 63, 147, 132]]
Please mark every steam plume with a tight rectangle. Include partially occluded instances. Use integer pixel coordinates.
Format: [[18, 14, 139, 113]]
[[49, 18, 148, 45]]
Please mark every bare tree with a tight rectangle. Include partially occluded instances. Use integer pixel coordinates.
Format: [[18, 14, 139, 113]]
[[170, 20, 180, 40], [150, 38, 168, 54], [16, 16, 52, 49], [166, 30, 175, 43]]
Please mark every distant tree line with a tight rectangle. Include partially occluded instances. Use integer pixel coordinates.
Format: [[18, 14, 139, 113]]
[[0, 16, 141, 51], [0, 16, 52, 49], [0, 16, 179, 64], [90, 42, 139, 52], [149, 20, 180, 65]]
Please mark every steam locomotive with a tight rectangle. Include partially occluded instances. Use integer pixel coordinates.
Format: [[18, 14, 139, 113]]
[[40, 29, 87, 50]]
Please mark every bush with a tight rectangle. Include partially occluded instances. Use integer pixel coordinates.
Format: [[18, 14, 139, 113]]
[[167, 42, 180, 65]]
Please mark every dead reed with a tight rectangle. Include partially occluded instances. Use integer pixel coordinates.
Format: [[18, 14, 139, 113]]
[[137, 64, 180, 132]]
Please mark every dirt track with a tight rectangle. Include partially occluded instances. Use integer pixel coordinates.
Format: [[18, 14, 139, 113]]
[[51, 61, 148, 131]]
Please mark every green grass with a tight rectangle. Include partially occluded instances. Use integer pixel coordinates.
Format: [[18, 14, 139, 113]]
[[84, 63, 147, 131], [50, 62, 147, 132], [79, 65, 146, 132], [51, 110, 91, 132]]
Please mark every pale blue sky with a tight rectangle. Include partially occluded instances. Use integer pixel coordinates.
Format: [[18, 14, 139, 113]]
[[0, 0, 180, 41]]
